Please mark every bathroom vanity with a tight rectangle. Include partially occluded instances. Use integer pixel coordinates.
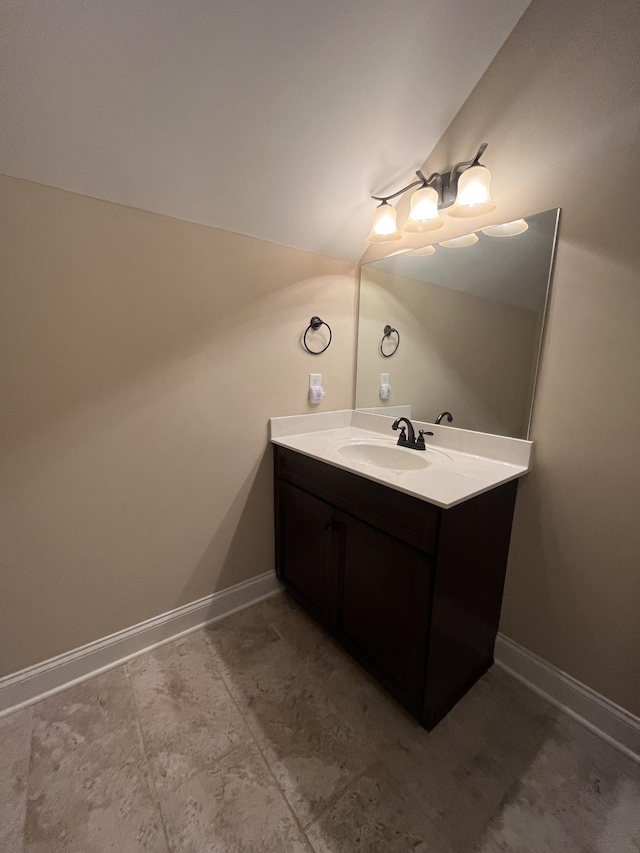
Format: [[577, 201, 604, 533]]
[[270, 410, 533, 729]]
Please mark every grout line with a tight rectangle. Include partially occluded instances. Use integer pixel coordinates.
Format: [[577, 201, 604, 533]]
[[124, 663, 173, 853], [255, 597, 387, 832], [199, 617, 316, 851], [286, 661, 379, 833], [260, 593, 469, 821], [212, 661, 317, 852], [124, 632, 253, 784], [264, 596, 397, 753], [300, 762, 375, 834]]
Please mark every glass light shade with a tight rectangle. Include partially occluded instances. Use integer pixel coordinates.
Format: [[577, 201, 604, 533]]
[[408, 244, 436, 257], [482, 218, 528, 237], [366, 202, 401, 243], [439, 233, 479, 249], [448, 165, 496, 218], [403, 187, 443, 232]]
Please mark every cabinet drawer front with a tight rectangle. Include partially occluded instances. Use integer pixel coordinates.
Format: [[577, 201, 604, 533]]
[[275, 446, 439, 554]]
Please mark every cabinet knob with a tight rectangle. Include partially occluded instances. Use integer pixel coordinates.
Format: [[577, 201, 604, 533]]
[[325, 519, 338, 532]]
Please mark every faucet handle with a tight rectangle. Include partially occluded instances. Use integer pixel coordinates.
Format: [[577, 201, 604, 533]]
[[392, 424, 407, 446], [416, 429, 434, 449]]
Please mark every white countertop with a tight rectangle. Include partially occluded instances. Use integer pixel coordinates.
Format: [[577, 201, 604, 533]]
[[269, 410, 533, 509]]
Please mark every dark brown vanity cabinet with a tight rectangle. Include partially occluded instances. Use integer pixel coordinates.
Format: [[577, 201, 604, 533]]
[[274, 445, 519, 729]]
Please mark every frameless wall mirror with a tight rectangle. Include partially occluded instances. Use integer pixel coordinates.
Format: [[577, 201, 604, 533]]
[[355, 208, 560, 438]]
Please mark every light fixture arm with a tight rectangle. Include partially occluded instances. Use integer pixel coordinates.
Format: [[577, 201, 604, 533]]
[[450, 142, 488, 176], [441, 142, 489, 208], [370, 143, 489, 209], [371, 173, 425, 203]]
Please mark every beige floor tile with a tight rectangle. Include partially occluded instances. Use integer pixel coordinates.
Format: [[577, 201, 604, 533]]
[[0, 708, 32, 853], [205, 602, 283, 671], [255, 591, 434, 749], [306, 761, 455, 853], [475, 720, 640, 853], [32, 665, 138, 736], [252, 591, 334, 663], [362, 671, 563, 850], [229, 595, 640, 852], [158, 742, 311, 853], [26, 668, 168, 853], [4, 595, 636, 853], [257, 593, 573, 850], [127, 631, 252, 792], [209, 608, 375, 827]]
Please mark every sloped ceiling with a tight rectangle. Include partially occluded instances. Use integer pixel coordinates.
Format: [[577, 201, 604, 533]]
[[1, 0, 530, 262]]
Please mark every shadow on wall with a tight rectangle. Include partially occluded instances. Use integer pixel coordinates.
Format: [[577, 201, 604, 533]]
[[181, 447, 276, 604]]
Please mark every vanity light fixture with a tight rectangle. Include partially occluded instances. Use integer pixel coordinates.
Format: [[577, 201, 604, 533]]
[[448, 164, 496, 218], [439, 233, 479, 249], [367, 143, 495, 243], [366, 201, 401, 243], [404, 186, 443, 233], [482, 218, 529, 237]]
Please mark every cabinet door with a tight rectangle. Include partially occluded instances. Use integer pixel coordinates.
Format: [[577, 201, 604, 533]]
[[275, 481, 338, 628], [338, 513, 432, 712]]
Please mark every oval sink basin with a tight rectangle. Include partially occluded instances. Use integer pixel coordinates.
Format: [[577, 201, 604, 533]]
[[337, 442, 430, 470], [329, 437, 454, 473]]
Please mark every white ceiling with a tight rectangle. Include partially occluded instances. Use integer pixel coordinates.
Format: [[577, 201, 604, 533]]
[[1, 0, 530, 262]]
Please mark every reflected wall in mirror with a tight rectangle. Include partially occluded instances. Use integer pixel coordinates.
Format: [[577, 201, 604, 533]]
[[356, 208, 560, 438]]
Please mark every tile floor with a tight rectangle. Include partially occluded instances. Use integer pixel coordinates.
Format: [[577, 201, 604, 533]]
[[1, 592, 639, 852]]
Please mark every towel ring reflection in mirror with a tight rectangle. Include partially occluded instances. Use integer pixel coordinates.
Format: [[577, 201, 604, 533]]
[[303, 316, 332, 354], [380, 325, 400, 358]]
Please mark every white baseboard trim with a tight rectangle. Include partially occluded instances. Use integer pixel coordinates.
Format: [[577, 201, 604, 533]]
[[495, 633, 640, 764], [3, 581, 637, 766], [0, 571, 282, 717]]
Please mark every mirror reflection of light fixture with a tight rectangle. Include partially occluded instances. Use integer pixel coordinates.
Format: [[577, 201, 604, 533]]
[[439, 233, 479, 249], [408, 245, 436, 256], [384, 247, 413, 258], [367, 143, 495, 243], [366, 200, 401, 242], [482, 218, 529, 237]]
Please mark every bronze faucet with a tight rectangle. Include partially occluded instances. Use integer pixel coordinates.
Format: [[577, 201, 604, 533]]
[[392, 417, 433, 451]]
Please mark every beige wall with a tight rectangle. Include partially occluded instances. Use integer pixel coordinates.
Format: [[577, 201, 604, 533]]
[[0, 175, 356, 676], [356, 267, 539, 436], [365, 0, 640, 714]]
